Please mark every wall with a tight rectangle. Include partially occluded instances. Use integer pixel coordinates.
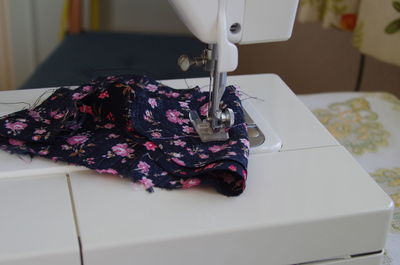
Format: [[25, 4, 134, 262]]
[[0, 0, 14, 90], [233, 21, 400, 98], [7, 0, 64, 89], [98, 0, 189, 35]]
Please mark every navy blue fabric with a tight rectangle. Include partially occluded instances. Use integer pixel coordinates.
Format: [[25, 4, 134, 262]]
[[1, 75, 249, 196], [21, 32, 208, 89]]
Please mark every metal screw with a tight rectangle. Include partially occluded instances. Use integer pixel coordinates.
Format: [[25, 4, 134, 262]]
[[230, 23, 241, 34]]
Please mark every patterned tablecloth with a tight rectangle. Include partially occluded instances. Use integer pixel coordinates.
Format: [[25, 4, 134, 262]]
[[299, 92, 400, 265]]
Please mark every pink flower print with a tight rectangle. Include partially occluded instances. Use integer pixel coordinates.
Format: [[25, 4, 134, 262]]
[[67, 135, 88, 145], [61, 144, 70, 150], [32, 135, 41, 141], [34, 129, 46, 135], [6, 121, 27, 131], [199, 154, 209, 159], [171, 157, 186, 166], [108, 133, 119, 138], [139, 177, 154, 189], [38, 149, 49, 155], [72, 93, 85, 100], [151, 132, 161, 138], [82, 85, 92, 92], [173, 139, 186, 147], [144, 110, 154, 123], [186, 147, 195, 155], [234, 85, 242, 97], [181, 178, 201, 189], [179, 101, 189, 108], [209, 145, 226, 153], [127, 79, 136, 85], [137, 161, 150, 174], [54, 113, 64, 119], [146, 84, 158, 92], [28, 110, 40, 120], [144, 141, 157, 151], [204, 163, 216, 170], [104, 123, 115, 129], [227, 151, 237, 156], [200, 103, 209, 116], [182, 126, 195, 134], [98, 91, 109, 99], [79, 105, 93, 115], [112, 143, 134, 157], [240, 138, 250, 148], [166, 109, 185, 125], [50, 111, 64, 119], [228, 165, 237, 172], [148, 98, 158, 108], [106, 112, 115, 121], [242, 170, 247, 180], [165, 91, 180, 98], [85, 157, 95, 165], [223, 175, 235, 184], [9, 139, 24, 146], [96, 168, 118, 175], [197, 96, 206, 102]]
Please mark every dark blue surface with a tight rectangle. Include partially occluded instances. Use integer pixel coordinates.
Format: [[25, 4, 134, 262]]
[[22, 32, 208, 89]]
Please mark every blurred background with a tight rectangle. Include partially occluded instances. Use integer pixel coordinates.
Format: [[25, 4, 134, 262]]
[[0, 0, 399, 97]]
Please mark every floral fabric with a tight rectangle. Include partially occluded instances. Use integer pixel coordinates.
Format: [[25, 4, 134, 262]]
[[298, 0, 400, 67], [0, 75, 249, 196]]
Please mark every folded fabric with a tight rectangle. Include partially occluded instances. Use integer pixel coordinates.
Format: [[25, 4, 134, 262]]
[[0, 75, 249, 196]]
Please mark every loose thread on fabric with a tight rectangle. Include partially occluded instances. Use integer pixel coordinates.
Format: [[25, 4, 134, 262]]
[[0, 89, 59, 112], [0, 101, 32, 109], [30, 89, 58, 109], [0, 87, 70, 110], [239, 90, 265, 102]]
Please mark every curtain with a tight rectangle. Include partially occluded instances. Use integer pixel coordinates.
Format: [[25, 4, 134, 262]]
[[298, 0, 400, 67]]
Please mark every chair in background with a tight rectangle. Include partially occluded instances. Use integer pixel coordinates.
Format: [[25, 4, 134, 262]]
[[22, 0, 207, 89]]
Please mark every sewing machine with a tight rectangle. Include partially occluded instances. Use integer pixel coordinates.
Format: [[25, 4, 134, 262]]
[[0, 1, 393, 265], [171, 0, 299, 148]]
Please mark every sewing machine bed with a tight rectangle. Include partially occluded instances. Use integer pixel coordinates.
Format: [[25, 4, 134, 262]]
[[0, 74, 393, 265], [299, 92, 400, 265]]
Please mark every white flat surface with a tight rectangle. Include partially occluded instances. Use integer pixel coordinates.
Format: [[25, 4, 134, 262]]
[[0, 174, 80, 265], [0, 74, 391, 265], [70, 146, 392, 265]]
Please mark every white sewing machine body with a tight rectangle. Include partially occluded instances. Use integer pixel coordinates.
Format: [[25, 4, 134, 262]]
[[0, 1, 393, 264], [0, 74, 393, 265]]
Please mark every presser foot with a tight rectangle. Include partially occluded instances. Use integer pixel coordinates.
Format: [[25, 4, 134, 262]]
[[189, 107, 266, 148], [189, 111, 231, 142], [189, 107, 268, 148]]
